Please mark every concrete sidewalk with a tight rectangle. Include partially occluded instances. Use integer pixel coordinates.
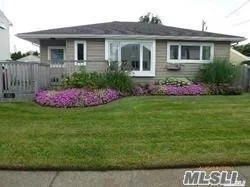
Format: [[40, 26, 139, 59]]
[[0, 166, 249, 187]]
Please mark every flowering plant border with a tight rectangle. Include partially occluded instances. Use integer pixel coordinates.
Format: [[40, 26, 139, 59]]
[[35, 84, 207, 108]]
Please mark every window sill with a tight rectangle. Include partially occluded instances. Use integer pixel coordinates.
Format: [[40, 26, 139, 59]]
[[167, 60, 212, 64]]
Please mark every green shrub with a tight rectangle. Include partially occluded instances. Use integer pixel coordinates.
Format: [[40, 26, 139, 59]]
[[158, 77, 192, 86], [63, 70, 133, 93], [102, 71, 133, 93], [63, 71, 102, 89], [196, 58, 239, 85]]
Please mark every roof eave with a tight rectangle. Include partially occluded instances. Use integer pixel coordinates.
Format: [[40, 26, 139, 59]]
[[0, 12, 13, 26], [16, 34, 246, 43]]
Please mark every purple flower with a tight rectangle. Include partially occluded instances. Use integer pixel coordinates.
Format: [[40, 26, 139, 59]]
[[34, 88, 120, 108], [165, 84, 206, 96]]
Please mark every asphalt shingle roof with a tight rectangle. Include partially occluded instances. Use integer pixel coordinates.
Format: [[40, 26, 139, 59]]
[[0, 10, 12, 28], [20, 21, 243, 39]]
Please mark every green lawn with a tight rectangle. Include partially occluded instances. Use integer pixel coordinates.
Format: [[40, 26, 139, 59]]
[[0, 95, 250, 170]]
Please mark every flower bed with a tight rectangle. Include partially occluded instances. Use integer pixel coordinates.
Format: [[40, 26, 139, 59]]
[[36, 84, 238, 108], [133, 84, 206, 96], [35, 88, 120, 108]]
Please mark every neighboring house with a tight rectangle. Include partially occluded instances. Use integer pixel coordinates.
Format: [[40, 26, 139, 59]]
[[17, 21, 245, 82], [17, 54, 40, 62], [0, 9, 12, 61], [230, 48, 250, 64]]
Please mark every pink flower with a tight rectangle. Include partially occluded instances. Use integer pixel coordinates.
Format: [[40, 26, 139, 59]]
[[34, 88, 120, 108]]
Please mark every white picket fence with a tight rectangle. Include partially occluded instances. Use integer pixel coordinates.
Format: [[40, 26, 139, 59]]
[[0, 61, 50, 98]]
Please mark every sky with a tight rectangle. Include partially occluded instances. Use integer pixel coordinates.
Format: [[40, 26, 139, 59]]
[[1, 0, 250, 52]]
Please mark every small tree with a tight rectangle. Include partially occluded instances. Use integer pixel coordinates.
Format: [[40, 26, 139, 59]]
[[11, 51, 25, 60], [33, 51, 39, 56], [233, 43, 250, 57], [11, 51, 40, 60], [139, 12, 162, 24]]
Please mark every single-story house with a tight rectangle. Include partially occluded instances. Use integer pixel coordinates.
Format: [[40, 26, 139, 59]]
[[17, 21, 246, 82], [230, 48, 250, 64], [17, 54, 40, 63], [0, 9, 12, 61]]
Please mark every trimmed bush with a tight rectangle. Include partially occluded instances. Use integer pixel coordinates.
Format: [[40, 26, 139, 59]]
[[158, 77, 192, 86], [196, 58, 239, 85], [148, 84, 167, 95], [132, 85, 148, 96], [63, 71, 102, 89], [205, 84, 243, 95]]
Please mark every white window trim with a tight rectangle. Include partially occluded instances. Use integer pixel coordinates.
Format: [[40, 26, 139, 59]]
[[167, 42, 214, 63], [74, 40, 87, 66], [48, 46, 66, 67], [105, 39, 156, 77]]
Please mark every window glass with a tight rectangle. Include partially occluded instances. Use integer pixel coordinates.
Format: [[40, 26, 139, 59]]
[[121, 44, 140, 71], [50, 49, 64, 64], [170, 45, 179, 59], [77, 43, 84, 60], [109, 43, 118, 62], [143, 46, 151, 71], [202, 46, 211, 60], [181, 46, 200, 60]]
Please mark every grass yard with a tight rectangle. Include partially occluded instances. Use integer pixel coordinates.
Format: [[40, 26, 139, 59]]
[[0, 95, 250, 170]]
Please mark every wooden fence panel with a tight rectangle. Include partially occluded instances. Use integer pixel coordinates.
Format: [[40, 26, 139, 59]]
[[0, 61, 50, 97], [237, 65, 250, 91]]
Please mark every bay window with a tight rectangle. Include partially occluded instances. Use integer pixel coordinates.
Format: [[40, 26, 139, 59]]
[[109, 42, 119, 62], [105, 40, 156, 77], [121, 44, 140, 71], [167, 42, 214, 63]]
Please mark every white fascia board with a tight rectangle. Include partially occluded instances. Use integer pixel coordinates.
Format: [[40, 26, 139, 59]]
[[16, 34, 246, 42]]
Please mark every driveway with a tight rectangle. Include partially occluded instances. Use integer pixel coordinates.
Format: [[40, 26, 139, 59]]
[[0, 166, 249, 187]]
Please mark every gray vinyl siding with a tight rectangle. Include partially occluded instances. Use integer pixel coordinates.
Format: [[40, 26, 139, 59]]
[[40, 39, 231, 83], [86, 39, 107, 72], [214, 42, 230, 59], [65, 39, 74, 61]]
